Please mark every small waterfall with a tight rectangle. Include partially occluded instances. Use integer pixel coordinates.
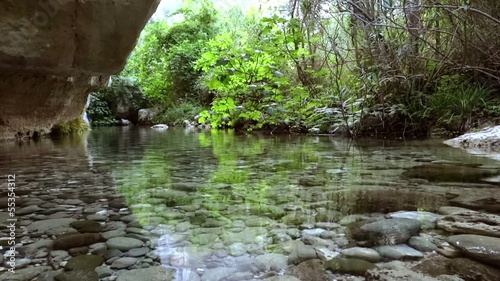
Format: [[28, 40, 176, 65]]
[[82, 94, 92, 126]]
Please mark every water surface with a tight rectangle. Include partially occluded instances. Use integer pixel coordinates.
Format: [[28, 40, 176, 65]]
[[1, 127, 499, 279]]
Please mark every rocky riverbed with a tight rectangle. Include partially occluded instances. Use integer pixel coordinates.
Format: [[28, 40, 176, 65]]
[[0, 128, 499, 281], [1, 188, 500, 281]]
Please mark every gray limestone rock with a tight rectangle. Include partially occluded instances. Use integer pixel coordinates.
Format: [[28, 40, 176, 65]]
[[106, 237, 144, 251], [448, 234, 500, 267], [341, 247, 382, 262], [374, 244, 424, 260], [359, 218, 420, 245]]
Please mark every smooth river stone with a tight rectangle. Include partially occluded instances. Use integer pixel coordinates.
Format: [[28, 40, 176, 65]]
[[126, 247, 150, 257], [360, 218, 420, 245], [16, 205, 43, 215], [102, 229, 127, 240], [64, 255, 104, 271], [116, 266, 176, 281], [341, 247, 382, 262], [374, 244, 424, 260], [106, 237, 143, 251], [70, 220, 102, 233], [54, 271, 99, 281], [301, 228, 326, 236], [86, 214, 108, 221], [27, 218, 76, 236], [385, 211, 441, 229], [0, 266, 52, 281], [228, 242, 247, 256], [408, 236, 436, 252], [256, 253, 288, 271], [315, 222, 341, 229], [447, 234, 500, 267], [287, 241, 318, 265], [110, 257, 138, 269], [95, 266, 113, 278]]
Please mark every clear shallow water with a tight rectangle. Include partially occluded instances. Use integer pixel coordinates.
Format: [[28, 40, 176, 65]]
[[1, 127, 499, 280]]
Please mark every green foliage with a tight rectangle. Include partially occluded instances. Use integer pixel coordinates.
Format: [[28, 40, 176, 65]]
[[154, 102, 203, 126], [124, 1, 218, 104], [485, 103, 500, 117], [193, 13, 337, 131], [195, 30, 291, 129], [87, 95, 118, 127], [87, 76, 148, 127], [52, 117, 89, 135], [429, 75, 492, 132], [123, 21, 170, 101], [122, 0, 500, 135]]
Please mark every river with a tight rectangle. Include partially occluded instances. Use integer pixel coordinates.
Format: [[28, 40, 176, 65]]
[[1, 127, 499, 281]]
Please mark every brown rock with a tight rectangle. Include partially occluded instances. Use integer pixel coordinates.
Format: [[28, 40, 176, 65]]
[[412, 254, 452, 277], [53, 233, 103, 250], [70, 220, 103, 233], [68, 246, 89, 256], [108, 198, 127, 209], [0, 0, 160, 140], [285, 259, 329, 281], [447, 258, 500, 281], [54, 270, 99, 281], [449, 190, 500, 214], [0, 0, 160, 74]]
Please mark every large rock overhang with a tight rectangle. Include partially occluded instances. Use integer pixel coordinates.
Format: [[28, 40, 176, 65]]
[[0, 0, 160, 140]]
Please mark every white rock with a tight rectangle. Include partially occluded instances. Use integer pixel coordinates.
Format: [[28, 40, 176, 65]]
[[444, 126, 500, 159], [151, 124, 168, 130]]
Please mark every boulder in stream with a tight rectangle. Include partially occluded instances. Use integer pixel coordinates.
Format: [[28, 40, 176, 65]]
[[444, 126, 500, 152], [447, 234, 500, 267], [358, 218, 420, 245]]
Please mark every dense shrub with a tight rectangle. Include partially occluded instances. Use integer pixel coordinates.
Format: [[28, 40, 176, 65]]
[[86, 76, 150, 126], [120, 0, 500, 136], [87, 95, 119, 127], [154, 102, 203, 126], [123, 1, 218, 105], [51, 117, 89, 135]]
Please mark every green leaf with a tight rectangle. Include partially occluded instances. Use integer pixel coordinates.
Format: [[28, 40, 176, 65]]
[[207, 77, 223, 89]]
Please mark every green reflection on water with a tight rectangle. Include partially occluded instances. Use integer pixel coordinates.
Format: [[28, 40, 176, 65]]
[[106, 128, 498, 227]]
